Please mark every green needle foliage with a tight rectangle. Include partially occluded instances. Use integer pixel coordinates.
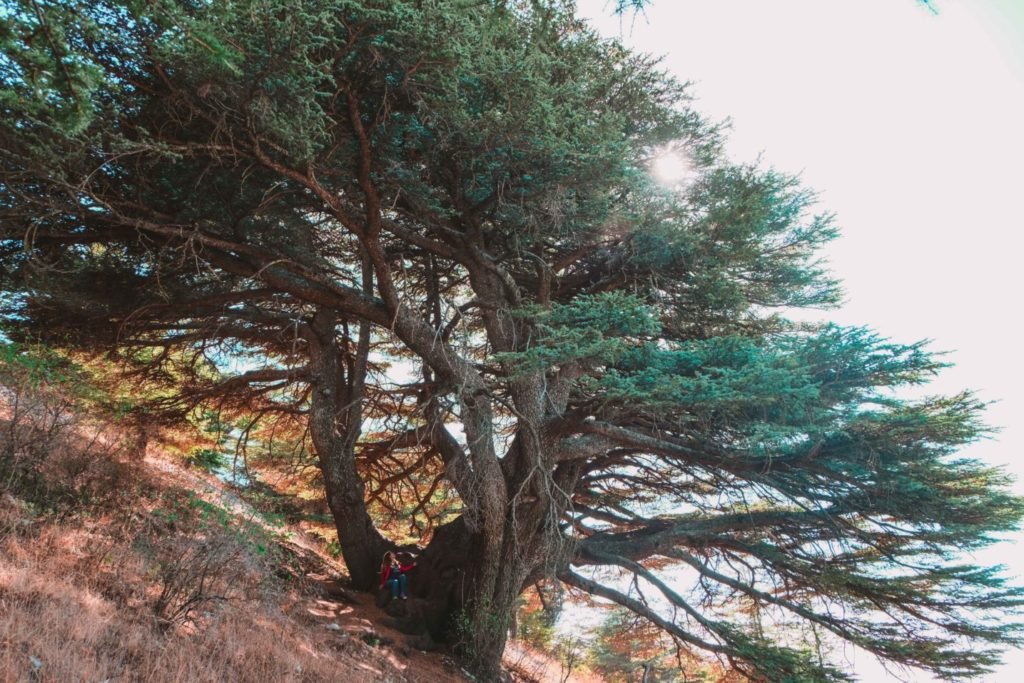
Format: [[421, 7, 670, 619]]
[[1, 1, 1021, 680]]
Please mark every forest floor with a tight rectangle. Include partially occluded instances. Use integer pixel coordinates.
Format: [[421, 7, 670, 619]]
[[0, 411, 599, 683]]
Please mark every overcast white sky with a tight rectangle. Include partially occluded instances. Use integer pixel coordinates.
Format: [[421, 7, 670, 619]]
[[576, 0, 1024, 680]]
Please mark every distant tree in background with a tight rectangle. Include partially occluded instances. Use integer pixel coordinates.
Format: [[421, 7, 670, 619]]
[[1, 1, 1021, 680], [588, 606, 743, 682]]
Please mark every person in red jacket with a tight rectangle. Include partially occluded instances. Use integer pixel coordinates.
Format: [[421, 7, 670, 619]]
[[379, 551, 416, 600]]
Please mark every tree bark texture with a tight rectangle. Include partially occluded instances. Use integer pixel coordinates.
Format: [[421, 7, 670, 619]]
[[306, 307, 389, 590]]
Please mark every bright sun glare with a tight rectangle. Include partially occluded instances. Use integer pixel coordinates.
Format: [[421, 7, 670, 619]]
[[651, 150, 692, 185]]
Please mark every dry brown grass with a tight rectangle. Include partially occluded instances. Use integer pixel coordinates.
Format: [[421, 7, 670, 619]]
[[0, 392, 469, 683], [0, 478, 463, 683], [0, 371, 546, 683], [1, 492, 331, 682], [0, 385, 441, 683]]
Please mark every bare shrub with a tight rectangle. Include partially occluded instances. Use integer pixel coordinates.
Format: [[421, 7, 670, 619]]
[[152, 533, 247, 628], [137, 492, 278, 629], [0, 344, 134, 511]]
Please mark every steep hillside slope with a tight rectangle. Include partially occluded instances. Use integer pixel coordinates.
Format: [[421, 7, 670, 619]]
[[0, 416, 471, 682], [0, 408, 601, 683]]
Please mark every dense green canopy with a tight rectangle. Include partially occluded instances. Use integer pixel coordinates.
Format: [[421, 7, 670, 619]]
[[2, 1, 1021, 680]]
